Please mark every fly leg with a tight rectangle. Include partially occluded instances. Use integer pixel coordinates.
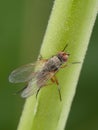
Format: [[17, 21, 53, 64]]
[[36, 89, 41, 99], [36, 82, 53, 99], [51, 76, 62, 101], [38, 54, 43, 60], [38, 54, 48, 64], [13, 85, 28, 96], [60, 64, 68, 68]]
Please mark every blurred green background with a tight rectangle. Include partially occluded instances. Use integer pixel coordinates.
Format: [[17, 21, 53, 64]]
[[0, 0, 98, 130]]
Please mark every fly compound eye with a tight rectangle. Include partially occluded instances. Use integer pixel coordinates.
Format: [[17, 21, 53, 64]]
[[61, 53, 69, 62], [57, 52, 68, 62]]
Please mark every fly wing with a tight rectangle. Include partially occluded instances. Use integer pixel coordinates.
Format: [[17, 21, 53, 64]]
[[9, 60, 46, 83], [21, 79, 39, 98], [9, 63, 37, 83], [21, 71, 55, 98]]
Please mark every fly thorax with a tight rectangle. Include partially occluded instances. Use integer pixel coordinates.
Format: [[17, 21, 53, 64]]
[[47, 56, 62, 71]]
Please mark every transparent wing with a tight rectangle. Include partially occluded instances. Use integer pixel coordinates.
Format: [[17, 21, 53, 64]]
[[21, 71, 55, 98], [21, 79, 39, 98], [9, 61, 45, 83]]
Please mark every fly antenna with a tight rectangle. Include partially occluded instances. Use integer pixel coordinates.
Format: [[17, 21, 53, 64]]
[[62, 44, 68, 52], [71, 61, 81, 64]]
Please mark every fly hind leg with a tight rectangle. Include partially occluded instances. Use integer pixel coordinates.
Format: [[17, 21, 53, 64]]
[[36, 89, 41, 99], [51, 76, 62, 101], [36, 82, 54, 99]]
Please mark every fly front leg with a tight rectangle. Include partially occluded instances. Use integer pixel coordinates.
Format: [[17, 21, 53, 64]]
[[51, 76, 62, 101], [60, 64, 68, 68], [38, 54, 43, 60], [38, 54, 48, 61]]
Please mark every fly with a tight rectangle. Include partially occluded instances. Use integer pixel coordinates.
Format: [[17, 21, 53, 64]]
[[9, 44, 71, 101]]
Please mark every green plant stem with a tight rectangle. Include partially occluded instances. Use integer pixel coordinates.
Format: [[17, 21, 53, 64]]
[[17, 0, 98, 130]]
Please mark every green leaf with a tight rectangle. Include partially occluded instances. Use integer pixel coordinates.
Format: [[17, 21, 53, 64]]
[[17, 0, 98, 130]]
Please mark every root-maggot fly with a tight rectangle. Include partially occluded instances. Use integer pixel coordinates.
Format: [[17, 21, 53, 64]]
[[9, 45, 70, 101]]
